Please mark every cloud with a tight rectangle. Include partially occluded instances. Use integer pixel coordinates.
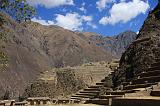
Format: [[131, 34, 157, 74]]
[[79, 7, 87, 13], [87, 22, 97, 29], [54, 13, 94, 31], [54, 13, 83, 31], [96, 0, 115, 11], [79, 2, 87, 13], [31, 17, 54, 25], [82, 2, 86, 6], [120, 0, 127, 2], [99, 0, 150, 25], [31, 13, 95, 31], [82, 16, 92, 21], [26, 0, 74, 8]]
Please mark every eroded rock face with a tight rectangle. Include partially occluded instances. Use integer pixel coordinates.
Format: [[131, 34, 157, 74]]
[[113, 4, 160, 87]]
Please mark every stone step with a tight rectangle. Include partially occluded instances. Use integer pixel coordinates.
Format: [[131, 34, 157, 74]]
[[79, 91, 100, 94], [84, 88, 100, 91], [150, 90, 160, 96], [3, 100, 15, 106], [123, 83, 155, 90], [15, 102, 27, 106], [57, 100, 70, 104], [85, 99, 109, 105], [132, 76, 160, 84], [96, 82, 106, 85], [88, 85, 103, 88], [70, 97, 81, 100], [148, 66, 160, 71], [123, 90, 136, 93], [137, 70, 160, 78], [71, 95, 94, 98], [112, 97, 160, 106], [99, 95, 123, 99], [122, 82, 130, 86], [70, 99, 81, 103], [151, 62, 160, 67], [106, 91, 125, 95], [155, 58, 160, 62], [76, 93, 97, 96]]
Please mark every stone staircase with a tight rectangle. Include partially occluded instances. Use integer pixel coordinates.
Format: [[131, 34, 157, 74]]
[[121, 60, 160, 91], [150, 90, 160, 96], [70, 60, 120, 104], [69, 61, 122, 105], [70, 77, 110, 101], [110, 58, 160, 106], [69, 57, 160, 106], [82, 58, 160, 106]]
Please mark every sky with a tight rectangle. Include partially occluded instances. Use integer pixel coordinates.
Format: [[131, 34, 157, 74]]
[[26, 0, 158, 36]]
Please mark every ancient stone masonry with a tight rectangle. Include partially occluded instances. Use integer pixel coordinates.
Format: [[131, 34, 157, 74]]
[[151, 2, 160, 19], [112, 6, 160, 87], [27, 97, 50, 105], [69, 60, 119, 105]]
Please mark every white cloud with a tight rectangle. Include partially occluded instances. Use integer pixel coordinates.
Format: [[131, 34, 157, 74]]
[[54, 13, 83, 31], [82, 16, 97, 29], [31, 17, 54, 25], [96, 0, 115, 11], [82, 2, 86, 6], [27, 0, 74, 8], [54, 13, 94, 31], [99, 0, 150, 25], [87, 22, 97, 29], [82, 16, 92, 22], [79, 7, 87, 13], [120, 0, 126, 2], [31, 13, 95, 31], [79, 2, 87, 13]]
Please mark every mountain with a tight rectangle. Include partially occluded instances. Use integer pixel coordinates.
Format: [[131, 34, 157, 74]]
[[81, 31, 137, 58], [0, 12, 136, 98], [23, 22, 113, 67], [112, 4, 160, 87]]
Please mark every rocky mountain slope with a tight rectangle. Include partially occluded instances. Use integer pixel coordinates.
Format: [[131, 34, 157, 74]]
[[81, 31, 137, 58], [0, 12, 136, 98], [23, 22, 113, 67], [112, 4, 160, 87]]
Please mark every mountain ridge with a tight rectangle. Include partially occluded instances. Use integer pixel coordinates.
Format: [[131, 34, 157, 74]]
[[0, 12, 136, 98]]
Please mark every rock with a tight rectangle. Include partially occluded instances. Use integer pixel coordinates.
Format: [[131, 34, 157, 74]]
[[113, 4, 160, 87]]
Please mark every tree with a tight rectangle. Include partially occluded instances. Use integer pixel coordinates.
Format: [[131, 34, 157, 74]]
[[0, 0, 35, 71], [0, 0, 35, 22]]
